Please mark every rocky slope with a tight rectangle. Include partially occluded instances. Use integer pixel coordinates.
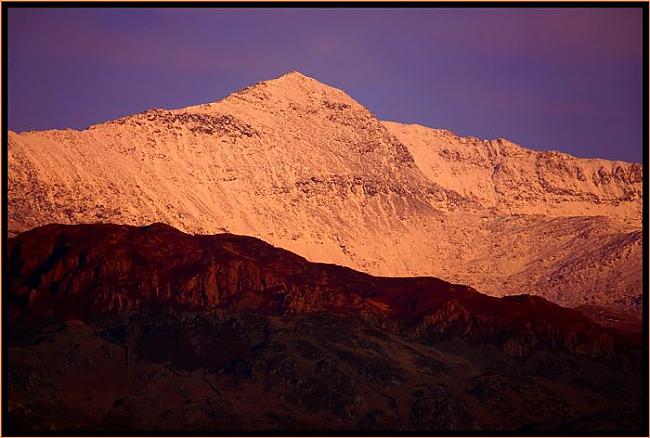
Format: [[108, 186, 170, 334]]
[[6, 223, 645, 433], [7, 314, 644, 433], [7, 71, 643, 316], [384, 122, 642, 225], [7, 223, 640, 358]]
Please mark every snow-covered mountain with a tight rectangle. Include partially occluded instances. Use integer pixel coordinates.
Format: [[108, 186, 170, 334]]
[[7, 71, 643, 316]]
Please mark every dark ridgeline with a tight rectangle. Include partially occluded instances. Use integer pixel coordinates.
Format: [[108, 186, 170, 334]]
[[5, 223, 645, 433]]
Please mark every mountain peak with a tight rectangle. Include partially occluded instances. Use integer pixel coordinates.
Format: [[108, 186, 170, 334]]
[[259, 70, 324, 90], [201, 70, 363, 113], [275, 70, 312, 81], [8, 69, 642, 322]]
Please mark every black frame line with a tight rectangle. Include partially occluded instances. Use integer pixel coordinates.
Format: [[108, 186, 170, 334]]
[[1, 1, 648, 437]]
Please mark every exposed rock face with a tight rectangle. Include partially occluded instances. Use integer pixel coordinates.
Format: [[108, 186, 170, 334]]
[[7, 71, 642, 316], [384, 122, 642, 224], [7, 223, 640, 359]]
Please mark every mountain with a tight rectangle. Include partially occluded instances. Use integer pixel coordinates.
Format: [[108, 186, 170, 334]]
[[6, 223, 644, 433], [7, 71, 642, 318], [8, 223, 639, 357], [384, 122, 642, 224]]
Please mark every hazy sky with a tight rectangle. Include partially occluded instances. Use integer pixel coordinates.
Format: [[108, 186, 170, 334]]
[[8, 7, 643, 162]]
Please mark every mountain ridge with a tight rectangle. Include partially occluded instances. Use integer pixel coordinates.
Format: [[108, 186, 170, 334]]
[[8, 222, 640, 359], [384, 120, 642, 224], [7, 71, 642, 317]]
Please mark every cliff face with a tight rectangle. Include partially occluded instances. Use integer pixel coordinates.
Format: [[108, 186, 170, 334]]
[[7, 72, 642, 315], [7, 223, 639, 359], [384, 122, 642, 224]]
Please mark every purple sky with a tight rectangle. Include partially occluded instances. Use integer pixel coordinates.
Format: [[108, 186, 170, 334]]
[[8, 7, 643, 162]]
